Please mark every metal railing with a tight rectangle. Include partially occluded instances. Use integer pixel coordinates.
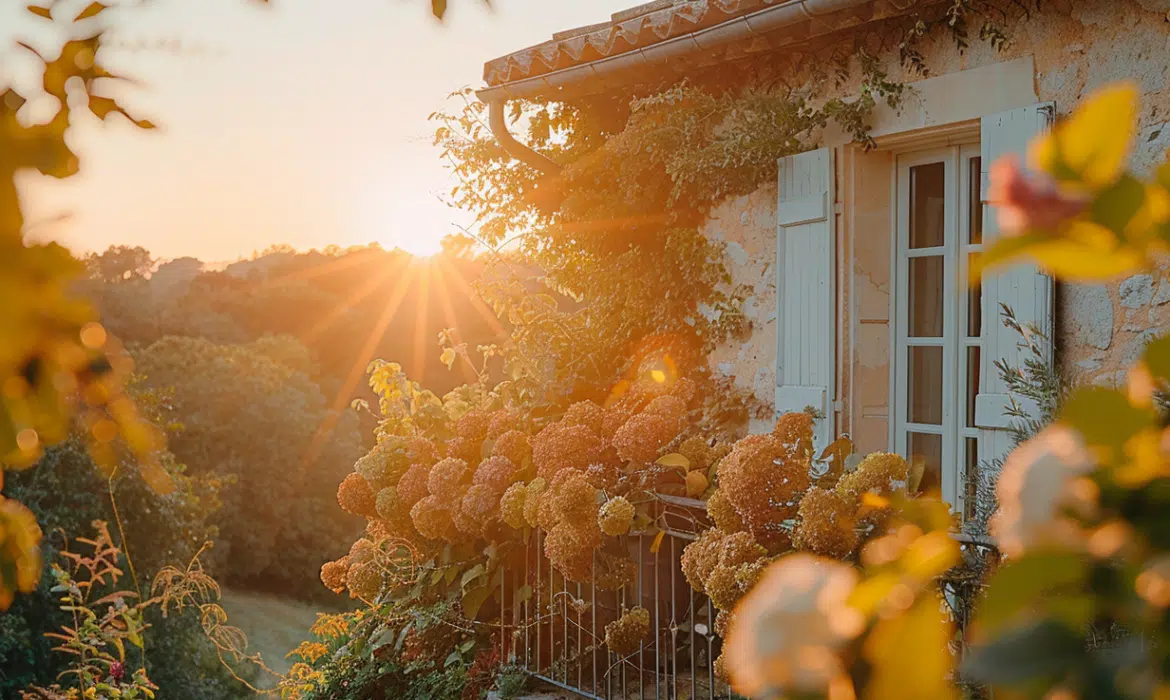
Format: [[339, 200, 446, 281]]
[[496, 503, 1001, 700]]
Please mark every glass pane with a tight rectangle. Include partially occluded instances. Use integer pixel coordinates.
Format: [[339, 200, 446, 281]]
[[969, 157, 983, 244], [966, 346, 980, 429], [909, 256, 944, 337], [908, 346, 943, 425], [909, 432, 943, 495], [967, 253, 982, 337], [910, 162, 946, 249], [964, 437, 979, 521]]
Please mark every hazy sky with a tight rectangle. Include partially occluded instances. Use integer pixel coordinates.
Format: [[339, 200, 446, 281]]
[[7, 0, 631, 261]]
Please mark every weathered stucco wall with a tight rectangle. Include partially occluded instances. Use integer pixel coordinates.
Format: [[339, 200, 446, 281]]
[[704, 0, 1170, 440], [703, 184, 779, 434]]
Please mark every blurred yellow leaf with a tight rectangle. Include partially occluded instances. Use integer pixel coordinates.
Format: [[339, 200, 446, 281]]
[[1031, 82, 1138, 190], [26, 4, 52, 19], [650, 530, 665, 554], [976, 222, 1145, 281], [863, 596, 957, 700], [440, 347, 457, 370], [656, 453, 690, 470]]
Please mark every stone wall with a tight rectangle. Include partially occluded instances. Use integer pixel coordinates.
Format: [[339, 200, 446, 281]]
[[702, 0, 1170, 437]]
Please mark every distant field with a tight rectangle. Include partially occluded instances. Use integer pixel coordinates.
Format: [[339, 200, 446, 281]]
[[218, 588, 328, 687]]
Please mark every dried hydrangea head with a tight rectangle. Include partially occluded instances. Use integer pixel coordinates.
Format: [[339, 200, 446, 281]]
[[473, 455, 518, 493], [320, 558, 349, 594], [612, 412, 680, 463], [724, 554, 864, 698], [395, 462, 432, 509], [793, 487, 860, 560], [492, 430, 532, 470], [406, 436, 441, 467], [374, 488, 416, 540], [354, 436, 411, 491], [410, 495, 459, 542], [427, 457, 472, 500], [455, 409, 492, 445], [562, 400, 606, 434], [773, 412, 814, 452], [532, 422, 605, 479], [500, 482, 528, 530], [522, 477, 548, 528], [458, 483, 503, 537], [347, 538, 377, 566], [346, 560, 382, 601], [598, 496, 636, 536], [717, 434, 810, 551], [486, 409, 521, 440], [835, 452, 909, 501], [604, 607, 650, 656], [337, 472, 377, 518], [547, 469, 600, 528], [544, 521, 598, 582], [990, 425, 1098, 558], [706, 489, 744, 532]]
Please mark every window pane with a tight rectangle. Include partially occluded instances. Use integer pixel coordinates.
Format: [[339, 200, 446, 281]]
[[964, 437, 979, 521], [967, 253, 982, 337], [909, 256, 944, 338], [969, 157, 983, 244], [910, 162, 946, 249], [966, 346, 980, 429], [908, 346, 943, 425], [909, 432, 943, 495]]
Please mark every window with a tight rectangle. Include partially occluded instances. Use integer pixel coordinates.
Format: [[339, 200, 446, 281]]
[[892, 145, 982, 511]]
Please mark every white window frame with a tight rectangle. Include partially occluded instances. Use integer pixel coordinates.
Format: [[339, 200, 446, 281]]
[[890, 143, 982, 512]]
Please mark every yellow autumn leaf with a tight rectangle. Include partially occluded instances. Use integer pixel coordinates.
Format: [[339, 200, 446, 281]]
[[649, 530, 666, 554], [685, 470, 708, 498], [656, 453, 690, 470], [1031, 82, 1138, 190], [440, 347, 457, 369]]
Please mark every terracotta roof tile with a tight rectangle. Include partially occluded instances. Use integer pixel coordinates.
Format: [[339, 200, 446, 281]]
[[482, 0, 770, 87]]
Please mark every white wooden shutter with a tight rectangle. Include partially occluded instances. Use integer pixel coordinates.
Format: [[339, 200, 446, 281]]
[[775, 148, 835, 451], [975, 104, 1055, 467]]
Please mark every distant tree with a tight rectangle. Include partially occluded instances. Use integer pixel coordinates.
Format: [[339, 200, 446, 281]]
[[134, 335, 364, 600], [84, 245, 154, 284]]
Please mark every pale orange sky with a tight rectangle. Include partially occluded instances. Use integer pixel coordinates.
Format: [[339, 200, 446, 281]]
[[6, 0, 632, 261]]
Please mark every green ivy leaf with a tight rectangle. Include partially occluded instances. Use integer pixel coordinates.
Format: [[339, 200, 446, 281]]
[[461, 583, 492, 621], [460, 563, 485, 590]]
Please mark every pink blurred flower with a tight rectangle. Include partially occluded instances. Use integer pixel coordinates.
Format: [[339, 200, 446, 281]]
[[988, 156, 1087, 235]]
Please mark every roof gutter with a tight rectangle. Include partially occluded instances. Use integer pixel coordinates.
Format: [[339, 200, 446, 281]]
[[477, 0, 896, 175]]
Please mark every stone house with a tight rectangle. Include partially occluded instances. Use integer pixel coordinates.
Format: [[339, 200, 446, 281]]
[[477, 0, 1170, 517]]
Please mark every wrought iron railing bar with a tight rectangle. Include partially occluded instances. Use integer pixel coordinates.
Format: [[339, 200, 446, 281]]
[[689, 581, 697, 700], [562, 563, 569, 687], [670, 534, 678, 700], [592, 550, 599, 698], [532, 673, 606, 700], [621, 577, 628, 697], [524, 541, 531, 669], [535, 529, 542, 677], [637, 533, 646, 700], [706, 598, 715, 700], [576, 579, 583, 691], [654, 532, 661, 700]]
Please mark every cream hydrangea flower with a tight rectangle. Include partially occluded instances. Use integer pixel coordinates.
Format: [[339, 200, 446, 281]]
[[724, 554, 863, 697], [990, 425, 1098, 558]]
